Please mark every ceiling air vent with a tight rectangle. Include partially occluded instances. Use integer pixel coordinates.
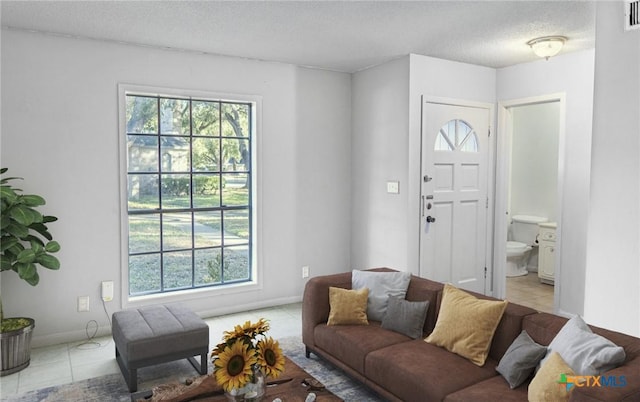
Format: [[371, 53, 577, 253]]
[[625, 0, 640, 31]]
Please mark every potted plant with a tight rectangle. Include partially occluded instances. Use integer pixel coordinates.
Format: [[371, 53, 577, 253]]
[[0, 168, 60, 376]]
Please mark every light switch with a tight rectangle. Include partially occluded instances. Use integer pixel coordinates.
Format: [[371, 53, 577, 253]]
[[386, 181, 400, 194]]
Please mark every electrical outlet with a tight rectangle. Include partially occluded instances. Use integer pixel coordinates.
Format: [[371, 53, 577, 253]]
[[302, 266, 310, 278], [101, 281, 114, 302], [78, 296, 90, 312]]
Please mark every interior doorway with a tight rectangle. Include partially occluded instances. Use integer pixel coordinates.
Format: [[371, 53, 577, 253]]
[[495, 93, 566, 313]]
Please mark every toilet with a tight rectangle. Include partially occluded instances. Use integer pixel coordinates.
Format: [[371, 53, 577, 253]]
[[506, 215, 548, 277]]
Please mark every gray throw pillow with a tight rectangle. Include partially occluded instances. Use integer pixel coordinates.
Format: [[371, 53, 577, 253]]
[[381, 296, 429, 339], [540, 315, 626, 376], [352, 270, 412, 321], [496, 330, 547, 389]]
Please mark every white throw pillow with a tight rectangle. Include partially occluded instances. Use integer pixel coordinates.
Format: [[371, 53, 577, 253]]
[[541, 315, 625, 376], [351, 270, 411, 321]]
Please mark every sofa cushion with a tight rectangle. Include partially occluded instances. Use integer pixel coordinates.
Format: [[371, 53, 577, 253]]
[[327, 287, 369, 326], [403, 275, 444, 335], [366, 339, 498, 401], [314, 322, 410, 375], [352, 269, 411, 321], [444, 375, 529, 402], [381, 296, 429, 339], [425, 284, 508, 366], [540, 315, 626, 376], [528, 351, 575, 402], [496, 330, 547, 389]]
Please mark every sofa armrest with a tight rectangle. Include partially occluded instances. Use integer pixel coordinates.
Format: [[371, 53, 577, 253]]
[[569, 358, 640, 401], [301, 271, 352, 350]]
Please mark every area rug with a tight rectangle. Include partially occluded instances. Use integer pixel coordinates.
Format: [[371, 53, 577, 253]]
[[3, 336, 384, 402]]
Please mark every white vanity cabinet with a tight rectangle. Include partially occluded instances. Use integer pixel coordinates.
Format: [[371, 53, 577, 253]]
[[537, 222, 557, 284]]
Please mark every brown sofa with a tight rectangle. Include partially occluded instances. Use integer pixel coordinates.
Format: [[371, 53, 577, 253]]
[[302, 268, 640, 401]]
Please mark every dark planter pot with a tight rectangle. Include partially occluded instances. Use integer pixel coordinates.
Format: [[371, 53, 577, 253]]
[[1, 318, 35, 376]]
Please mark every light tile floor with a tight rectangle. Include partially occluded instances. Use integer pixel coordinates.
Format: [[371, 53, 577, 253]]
[[506, 272, 554, 313], [0, 303, 303, 398]]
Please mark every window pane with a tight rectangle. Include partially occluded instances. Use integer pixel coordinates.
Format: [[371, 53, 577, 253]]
[[435, 132, 453, 151], [163, 250, 193, 290], [161, 137, 190, 172], [195, 248, 222, 285], [224, 245, 250, 281], [161, 174, 190, 209], [222, 173, 249, 206], [128, 174, 159, 210], [193, 174, 221, 208], [127, 136, 158, 172], [222, 138, 249, 172], [460, 132, 479, 152], [192, 101, 220, 136], [129, 254, 161, 294], [224, 210, 249, 245], [126, 96, 158, 134], [194, 211, 221, 247], [192, 137, 220, 172], [160, 98, 190, 135], [129, 214, 160, 253], [221, 103, 249, 138], [162, 212, 192, 250]]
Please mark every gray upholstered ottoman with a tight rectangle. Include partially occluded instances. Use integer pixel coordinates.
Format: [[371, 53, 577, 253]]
[[112, 304, 209, 392]]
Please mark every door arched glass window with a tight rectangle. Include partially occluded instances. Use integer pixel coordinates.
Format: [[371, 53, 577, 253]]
[[434, 119, 479, 152]]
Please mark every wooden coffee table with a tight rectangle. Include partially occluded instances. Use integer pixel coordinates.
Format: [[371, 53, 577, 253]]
[[133, 357, 342, 402]]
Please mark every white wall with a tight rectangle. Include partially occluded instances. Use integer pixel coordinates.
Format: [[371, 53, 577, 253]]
[[584, 2, 640, 336], [0, 29, 352, 346], [510, 102, 560, 222], [497, 49, 595, 316], [351, 56, 410, 271]]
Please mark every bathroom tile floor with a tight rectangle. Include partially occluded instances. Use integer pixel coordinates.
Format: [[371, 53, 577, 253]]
[[506, 272, 554, 313]]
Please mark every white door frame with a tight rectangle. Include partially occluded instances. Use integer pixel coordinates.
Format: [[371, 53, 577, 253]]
[[494, 93, 566, 310], [420, 96, 495, 295]]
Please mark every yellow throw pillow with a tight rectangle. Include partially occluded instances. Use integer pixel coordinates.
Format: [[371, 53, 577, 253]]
[[528, 352, 576, 402], [327, 287, 369, 326], [425, 283, 507, 366]]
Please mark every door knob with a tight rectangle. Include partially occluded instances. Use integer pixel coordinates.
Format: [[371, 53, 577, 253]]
[[426, 216, 436, 223]]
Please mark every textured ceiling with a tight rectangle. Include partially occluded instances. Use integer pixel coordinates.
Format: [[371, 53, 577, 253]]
[[1, 1, 596, 72]]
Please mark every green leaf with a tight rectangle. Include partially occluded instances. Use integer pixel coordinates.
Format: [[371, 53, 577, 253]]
[[45, 241, 61, 253], [24, 271, 39, 286], [21, 195, 46, 207], [9, 205, 36, 226], [0, 185, 18, 202], [26, 235, 45, 248], [17, 262, 36, 280], [1, 255, 12, 271], [5, 222, 29, 238], [0, 237, 18, 252], [29, 222, 52, 241], [16, 249, 36, 264], [37, 254, 60, 270], [42, 215, 58, 223], [0, 214, 10, 230]]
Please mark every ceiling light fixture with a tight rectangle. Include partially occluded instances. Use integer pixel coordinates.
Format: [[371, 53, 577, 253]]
[[527, 36, 567, 60]]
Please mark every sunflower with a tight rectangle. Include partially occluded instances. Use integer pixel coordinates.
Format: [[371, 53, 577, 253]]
[[223, 318, 270, 341], [213, 341, 258, 392], [256, 337, 285, 378]]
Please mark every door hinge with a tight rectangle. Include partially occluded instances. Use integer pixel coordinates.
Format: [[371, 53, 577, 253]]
[[488, 127, 491, 137], [484, 267, 487, 278], [486, 197, 489, 208]]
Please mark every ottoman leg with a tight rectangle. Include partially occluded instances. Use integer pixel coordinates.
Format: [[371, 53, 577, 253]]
[[116, 346, 138, 392]]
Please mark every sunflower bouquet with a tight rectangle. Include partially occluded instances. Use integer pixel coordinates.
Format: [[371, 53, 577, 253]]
[[211, 318, 285, 396]]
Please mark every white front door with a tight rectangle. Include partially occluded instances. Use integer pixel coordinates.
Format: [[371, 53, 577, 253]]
[[420, 101, 491, 294]]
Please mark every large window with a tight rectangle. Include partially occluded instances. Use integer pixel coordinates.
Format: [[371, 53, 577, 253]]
[[124, 92, 253, 296]]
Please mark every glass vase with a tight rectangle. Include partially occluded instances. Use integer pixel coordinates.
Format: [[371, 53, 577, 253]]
[[225, 364, 266, 402]]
